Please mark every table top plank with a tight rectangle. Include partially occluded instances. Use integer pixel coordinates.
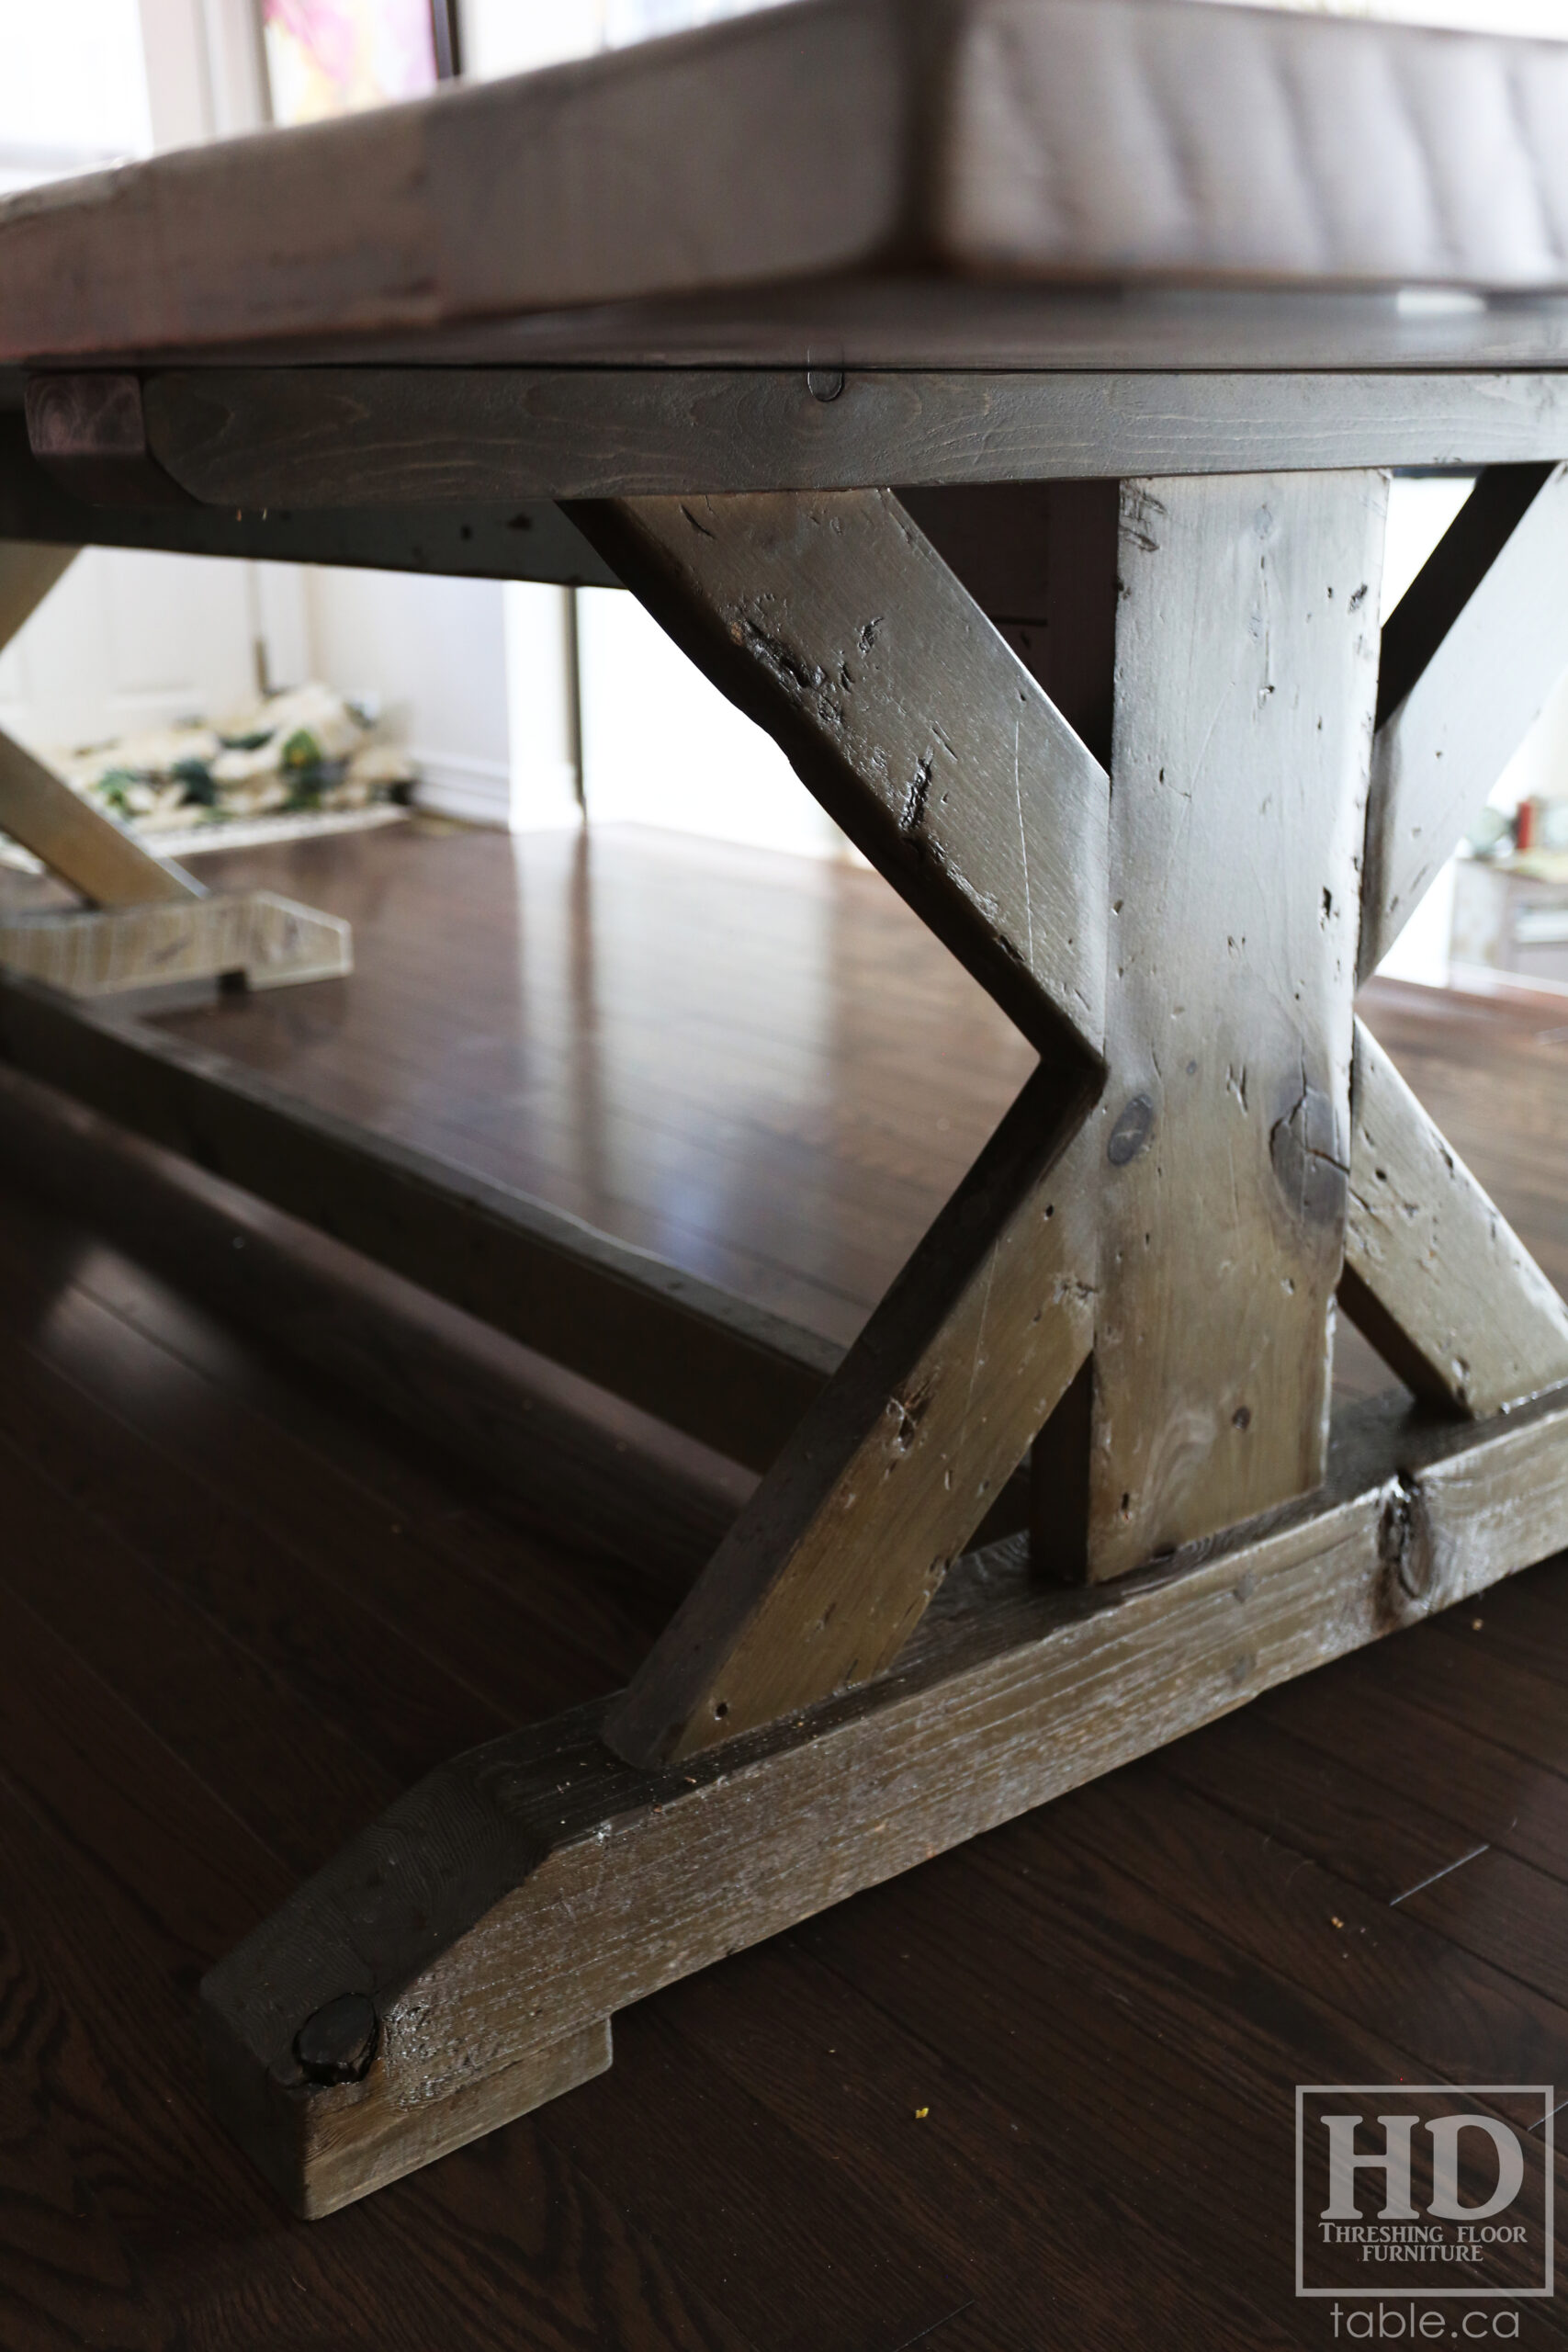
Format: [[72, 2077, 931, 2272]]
[[7, 0, 1568, 376]]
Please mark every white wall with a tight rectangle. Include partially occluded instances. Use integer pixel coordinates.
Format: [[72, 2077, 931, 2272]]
[[575, 588, 845, 858], [0, 0, 511, 817], [1366, 476, 1473, 989], [504, 583, 581, 829], [138, 0, 269, 146], [305, 566, 512, 822], [0, 0, 152, 192], [0, 549, 260, 755]]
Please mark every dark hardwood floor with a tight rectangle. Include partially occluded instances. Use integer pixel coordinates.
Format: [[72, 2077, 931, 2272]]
[[2, 817, 1567, 2349]]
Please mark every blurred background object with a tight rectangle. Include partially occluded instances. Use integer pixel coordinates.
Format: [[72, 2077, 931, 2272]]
[[259, 0, 454, 123]]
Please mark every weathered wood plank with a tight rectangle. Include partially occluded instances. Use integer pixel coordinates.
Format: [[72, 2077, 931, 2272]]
[[1341, 1018, 1568, 1415], [604, 1068, 1098, 1766], [9, 1, 1568, 370], [568, 490, 1109, 1061], [1087, 471, 1386, 1580], [0, 413, 620, 585], [136, 367, 1568, 513], [1359, 462, 1568, 981], [201, 1377, 1568, 2219], [0, 727, 198, 909], [574, 484, 1107, 1760], [0, 890, 349, 996], [0, 973, 837, 1473]]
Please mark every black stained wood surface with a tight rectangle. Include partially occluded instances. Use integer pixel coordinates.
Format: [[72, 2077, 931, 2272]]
[[4, 823, 1568, 2341]]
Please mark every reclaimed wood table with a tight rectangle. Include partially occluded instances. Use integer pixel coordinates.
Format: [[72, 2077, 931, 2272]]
[[8, 0, 1568, 2221]]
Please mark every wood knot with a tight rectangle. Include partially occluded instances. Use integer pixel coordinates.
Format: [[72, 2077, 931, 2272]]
[[1269, 1078, 1348, 1230], [1107, 1094, 1156, 1167], [1376, 1475, 1435, 1622]]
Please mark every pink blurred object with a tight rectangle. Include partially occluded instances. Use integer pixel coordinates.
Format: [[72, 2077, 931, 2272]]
[[262, 0, 438, 124]]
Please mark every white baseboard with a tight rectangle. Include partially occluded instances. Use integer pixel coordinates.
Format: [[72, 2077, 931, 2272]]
[[411, 747, 513, 826]]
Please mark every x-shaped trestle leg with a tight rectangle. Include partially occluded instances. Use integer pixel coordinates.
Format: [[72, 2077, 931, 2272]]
[[201, 465, 1568, 2218], [571, 466, 1568, 1760]]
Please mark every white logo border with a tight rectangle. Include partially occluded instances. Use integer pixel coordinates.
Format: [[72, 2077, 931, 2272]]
[[1294, 2084, 1555, 2299]]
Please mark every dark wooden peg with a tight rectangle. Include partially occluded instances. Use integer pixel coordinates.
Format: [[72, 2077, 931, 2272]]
[[23, 372, 195, 510], [293, 1993, 379, 2086]]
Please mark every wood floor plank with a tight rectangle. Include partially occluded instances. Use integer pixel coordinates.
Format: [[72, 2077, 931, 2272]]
[[0, 1066, 745, 1608], [795, 1816, 1564, 2325], [1157, 1706, 1498, 1906], [0, 1575, 757, 2352], [44, 1203, 693, 1658], [0, 1318, 515, 1787], [1040, 1759, 1568, 2096], [1428, 1552, 1568, 1687], [0, 1577, 290, 1974], [0, 1419, 398, 1877], [0, 1199, 624, 1739], [529, 1998, 964, 2352], [1157, 1701, 1568, 2013], [1256, 1639, 1568, 1885], [1332, 1613, 1568, 1781], [651, 1939, 1303, 2352]]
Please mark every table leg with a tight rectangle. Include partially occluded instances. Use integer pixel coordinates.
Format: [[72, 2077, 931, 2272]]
[[202, 470, 1568, 2214]]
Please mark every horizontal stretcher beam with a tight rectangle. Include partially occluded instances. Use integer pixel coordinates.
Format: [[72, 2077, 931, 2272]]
[[139, 367, 1568, 508], [16, 373, 1568, 578], [0, 413, 621, 587], [201, 1377, 1568, 2216], [0, 972, 837, 1474]]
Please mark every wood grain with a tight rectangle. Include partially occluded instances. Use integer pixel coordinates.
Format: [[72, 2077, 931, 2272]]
[[1087, 471, 1386, 1579], [576, 485, 1106, 1758], [1341, 1016, 1568, 1414], [1360, 461, 1568, 981], [0, 409, 622, 584], [0, 1059, 746, 1593], [604, 1072, 1098, 1766], [568, 490, 1109, 1062], [7, 1, 1568, 369], [138, 366, 1568, 514], [203, 1375, 1568, 2216]]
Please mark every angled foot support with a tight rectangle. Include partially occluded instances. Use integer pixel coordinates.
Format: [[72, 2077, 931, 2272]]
[[198, 467, 1568, 2211], [202, 1385, 1568, 2216]]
